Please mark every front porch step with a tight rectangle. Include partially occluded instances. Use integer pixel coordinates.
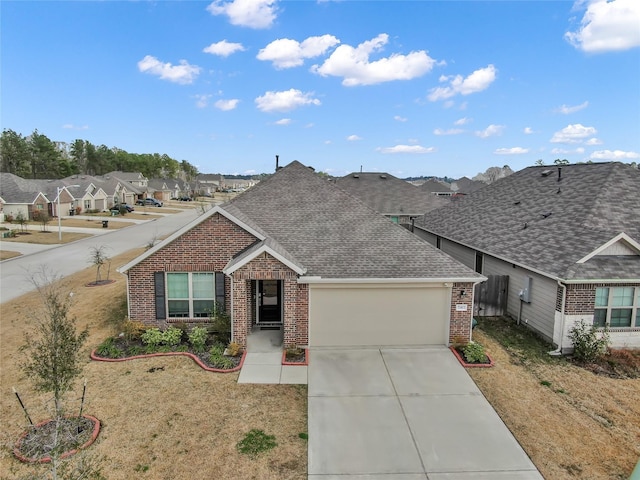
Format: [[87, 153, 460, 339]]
[[256, 322, 282, 330]]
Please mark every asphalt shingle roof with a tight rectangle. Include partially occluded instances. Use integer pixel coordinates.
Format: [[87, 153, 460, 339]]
[[224, 161, 480, 280], [418, 162, 640, 281], [335, 172, 447, 215]]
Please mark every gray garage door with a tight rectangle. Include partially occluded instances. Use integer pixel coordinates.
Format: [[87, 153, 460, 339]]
[[308, 284, 449, 347]]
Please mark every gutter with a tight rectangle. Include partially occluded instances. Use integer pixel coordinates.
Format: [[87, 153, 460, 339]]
[[297, 276, 487, 285]]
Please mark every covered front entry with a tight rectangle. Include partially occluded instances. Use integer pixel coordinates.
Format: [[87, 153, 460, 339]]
[[256, 279, 282, 324], [308, 284, 450, 347]]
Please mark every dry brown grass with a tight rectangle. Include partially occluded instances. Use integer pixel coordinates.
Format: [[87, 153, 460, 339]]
[[468, 329, 640, 480], [0, 232, 93, 245], [0, 249, 307, 479], [0, 251, 21, 261]]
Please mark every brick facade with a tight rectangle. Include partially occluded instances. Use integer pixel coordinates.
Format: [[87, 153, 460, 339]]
[[127, 213, 257, 328], [127, 212, 309, 347], [449, 282, 475, 343], [561, 282, 640, 315]]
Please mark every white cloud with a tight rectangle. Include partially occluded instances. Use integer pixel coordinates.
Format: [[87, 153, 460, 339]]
[[194, 94, 212, 108], [255, 88, 321, 112], [376, 145, 436, 154], [555, 101, 589, 114], [428, 64, 497, 101], [585, 137, 603, 145], [454, 117, 471, 126], [311, 33, 436, 86], [274, 118, 291, 125], [523, 127, 535, 134], [494, 147, 529, 155], [244, 169, 257, 174], [347, 134, 362, 141], [257, 35, 340, 69], [433, 128, 464, 136], [590, 149, 640, 159], [475, 124, 505, 138], [214, 99, 240, 111], [203, 40, 246, 57], [206, 0, 277, 29], [550, 123, 597, 143], [565, 0, 640, 53], [62, 124, 89, 130], [394, 115, 407, 122], [551, 147, 585, 154], [137, 55, 201, 84]]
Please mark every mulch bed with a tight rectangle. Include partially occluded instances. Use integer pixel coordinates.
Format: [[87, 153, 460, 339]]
[[92, 336, 244, 372], [282, 348, 308, 365], [14, 415, 100, 463], [450, 346, 494, 367], [573, 349, 640, 379]]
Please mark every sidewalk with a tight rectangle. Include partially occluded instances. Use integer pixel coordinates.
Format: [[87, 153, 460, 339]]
[[237, 329, 307, 384]]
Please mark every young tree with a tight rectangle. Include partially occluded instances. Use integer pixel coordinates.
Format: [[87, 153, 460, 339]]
[[21, 269, 89, 418], [15, 211, 28, 233], [88, 245, 110, 284], [33, 210, 51, 232]]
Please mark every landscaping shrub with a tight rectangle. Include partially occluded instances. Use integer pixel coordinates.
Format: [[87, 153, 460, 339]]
[[209, 344, 234, 369], [96, 337, 121, 358], [569, 320, 609, 363], [462, 342, 487, 363], [187, 326, 208, 353], [226, 341, 241, 357], [140, 327, 183, 348], [121, 319, 147, 341]]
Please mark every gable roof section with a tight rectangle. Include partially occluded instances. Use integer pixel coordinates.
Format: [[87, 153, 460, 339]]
[[224, 237, 306, 275], [335, 172, 447, 216], [225, 161, 481, 280], [117, 205, 267, 273], [418, 162, 640, 281]]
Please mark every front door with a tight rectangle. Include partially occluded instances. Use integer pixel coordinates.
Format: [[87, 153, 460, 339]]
[[258, 280, 282, 323]]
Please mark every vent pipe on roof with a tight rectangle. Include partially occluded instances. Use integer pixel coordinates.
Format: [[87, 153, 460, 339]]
[[557, 167, 562, 182], [275, 155, 279, 172], [360, 165, 362, 173]]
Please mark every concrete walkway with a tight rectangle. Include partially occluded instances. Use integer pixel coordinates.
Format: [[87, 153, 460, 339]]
[[308, 347, 543, 479], [237, 329, 307, 384]]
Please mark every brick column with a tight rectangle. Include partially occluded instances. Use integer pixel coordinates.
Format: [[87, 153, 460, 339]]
[[232, 277, 249, 346], [449, 282, 475, 344]]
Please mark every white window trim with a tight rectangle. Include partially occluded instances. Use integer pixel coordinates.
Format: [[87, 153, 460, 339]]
[[166, 272, 215, 319], [594, 286, 640, 328]]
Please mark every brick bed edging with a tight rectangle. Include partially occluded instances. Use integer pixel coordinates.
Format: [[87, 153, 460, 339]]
[[282, 349, 309, 366], [14, 414, 101, 463], [450, 346, 495, 368], [90, 349, 246, 373]]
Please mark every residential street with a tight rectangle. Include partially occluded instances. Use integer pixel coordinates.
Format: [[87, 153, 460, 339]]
[[0, 208, 199, 304]]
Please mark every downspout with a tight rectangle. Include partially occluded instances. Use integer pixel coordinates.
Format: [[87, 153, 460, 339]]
[[549, 280, 567, 356], [230, 274, 234, 343]]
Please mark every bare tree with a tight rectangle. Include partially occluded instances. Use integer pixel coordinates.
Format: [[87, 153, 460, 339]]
[[88, 246, 110, 285]]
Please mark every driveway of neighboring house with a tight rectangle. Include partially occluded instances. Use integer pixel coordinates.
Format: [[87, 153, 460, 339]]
[[308, 347, 543, 479]]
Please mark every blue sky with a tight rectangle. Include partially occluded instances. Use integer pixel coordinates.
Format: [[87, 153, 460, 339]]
[[2, 0, 639, 178]]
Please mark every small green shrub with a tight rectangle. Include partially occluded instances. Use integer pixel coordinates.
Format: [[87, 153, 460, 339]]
[[141, 327, 182, 347], [209, 344, 234, 369], [141, 328, 163, 347], [96, 338, 120, 358], [188, 326, 208, 353], [569, 320, 610, 362], [462, 342, 487, 363], [236, 429, 277, 457]]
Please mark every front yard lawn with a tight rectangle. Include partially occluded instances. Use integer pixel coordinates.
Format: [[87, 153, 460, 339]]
[[469, 316, 640, 480], [0, 249, 307, 479]]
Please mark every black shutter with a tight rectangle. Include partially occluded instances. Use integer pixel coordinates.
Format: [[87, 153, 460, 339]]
[[154, 272, 166, 320], [215, 272, 226, 309]]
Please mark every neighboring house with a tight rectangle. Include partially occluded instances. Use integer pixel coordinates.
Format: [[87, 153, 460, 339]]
[[223, 178, 258, 191], [195, 173, 224, 196], [335, 172, 448, 225], [416, 162, 640, 351], [451, 177, 485, 195], [0, 173, 77, 219], [103, 171, 148, 202], [421, 179, 454, 196], [118, 161, 484, 349]]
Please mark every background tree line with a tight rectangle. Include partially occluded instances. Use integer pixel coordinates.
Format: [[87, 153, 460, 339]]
[[0, 129, 199, 180]]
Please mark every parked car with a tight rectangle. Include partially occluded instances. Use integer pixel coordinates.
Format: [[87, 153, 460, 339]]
[[178, 196, 192, 201], [136, 198, 163, 207], [110, 203, 135, 213]]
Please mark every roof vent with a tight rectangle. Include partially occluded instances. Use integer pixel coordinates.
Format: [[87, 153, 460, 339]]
[[379, 174, 387, 179], [523, 222, 528, 230], [541, 212, 553, 218], [514, 201, 521, 205], [352, 174, 359, 178], [541, 170, 553, 177]]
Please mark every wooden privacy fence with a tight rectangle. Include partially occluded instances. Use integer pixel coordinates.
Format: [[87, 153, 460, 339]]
[[474, 275, 508, 317]]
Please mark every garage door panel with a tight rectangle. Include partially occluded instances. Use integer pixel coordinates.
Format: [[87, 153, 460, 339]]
[[309, 285, 449, 347]]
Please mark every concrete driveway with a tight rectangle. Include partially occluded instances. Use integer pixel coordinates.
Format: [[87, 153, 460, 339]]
[[308, 347, 543, 479]]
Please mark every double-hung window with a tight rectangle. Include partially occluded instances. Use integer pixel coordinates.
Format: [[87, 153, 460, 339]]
[[594, 287, 640, 328], [167, 272, 215, 318]]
